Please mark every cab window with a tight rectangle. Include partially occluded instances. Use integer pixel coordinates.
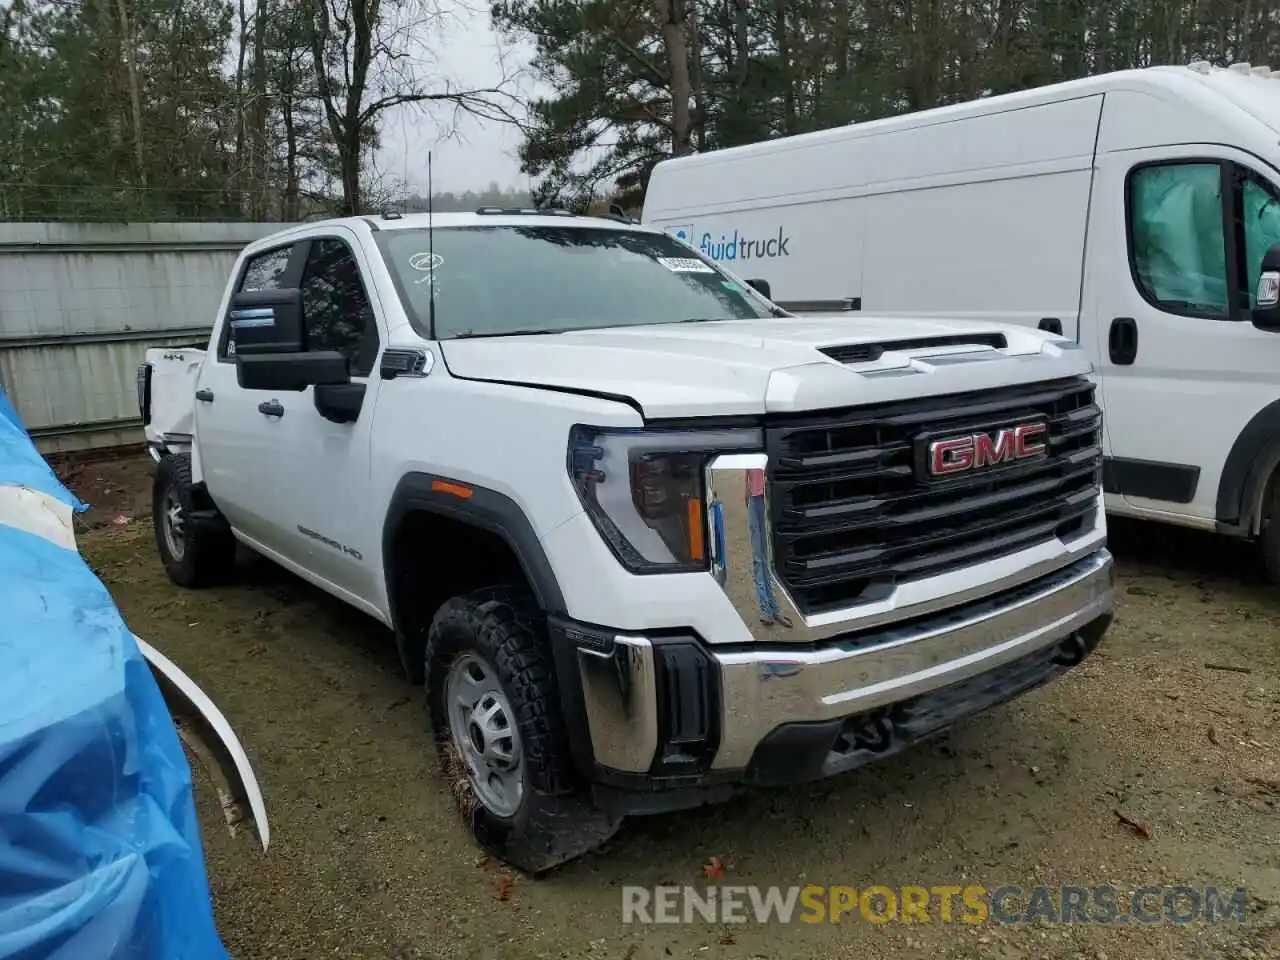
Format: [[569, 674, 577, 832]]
[[1240, 173, 1280, 308], [1128, 162, 1229, 317], [220, 243, 296, 360]]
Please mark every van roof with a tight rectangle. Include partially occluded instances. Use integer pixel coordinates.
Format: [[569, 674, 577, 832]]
[[651, 63, 1280, 175]]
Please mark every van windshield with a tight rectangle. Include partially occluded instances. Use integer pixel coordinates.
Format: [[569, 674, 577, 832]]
[[375, 225, 774, 339]]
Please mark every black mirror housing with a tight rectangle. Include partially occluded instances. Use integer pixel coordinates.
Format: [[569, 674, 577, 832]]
[[1251, 243, 1280, 331], [236, 351, 350, 391], [746, 277, 772, 300], [227, 288, 305, 355]]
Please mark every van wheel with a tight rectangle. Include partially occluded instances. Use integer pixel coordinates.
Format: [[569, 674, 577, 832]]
[[1262, 482, 1280, 586], [424, 586, 621, 875], [153, 453, 236, 588]]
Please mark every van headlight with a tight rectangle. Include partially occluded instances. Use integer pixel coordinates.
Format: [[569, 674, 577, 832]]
[[567, 425, 762, 573]]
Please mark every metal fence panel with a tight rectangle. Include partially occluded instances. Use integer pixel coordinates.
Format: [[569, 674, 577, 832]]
[[0, 223, 289, 453]]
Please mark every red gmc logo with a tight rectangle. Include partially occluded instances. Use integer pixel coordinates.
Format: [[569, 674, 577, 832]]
[[928, 422, 1048, 477]]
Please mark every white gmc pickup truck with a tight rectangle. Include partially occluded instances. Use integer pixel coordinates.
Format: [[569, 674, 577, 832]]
[[138, 210, 1114, 873]]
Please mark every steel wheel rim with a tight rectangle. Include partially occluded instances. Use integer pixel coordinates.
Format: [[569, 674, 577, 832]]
[[445, 651, 524, 818], [162, 489, 186, 561]]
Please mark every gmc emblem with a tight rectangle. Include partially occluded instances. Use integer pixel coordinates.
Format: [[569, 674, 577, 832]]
[[928, 422, 1048, 477]]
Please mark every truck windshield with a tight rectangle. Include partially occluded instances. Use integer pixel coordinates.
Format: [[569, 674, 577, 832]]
[[375, 225, 774, 339]]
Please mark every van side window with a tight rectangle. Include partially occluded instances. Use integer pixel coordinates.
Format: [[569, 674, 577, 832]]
[[299, 238, 380, 377], [1128, 163, 1229, 317], [1241, 174, 1280, 308]]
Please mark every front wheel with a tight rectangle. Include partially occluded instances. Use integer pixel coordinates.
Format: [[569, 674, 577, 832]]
[[424, 587, 621, 874], [152, 453, 236, 588]]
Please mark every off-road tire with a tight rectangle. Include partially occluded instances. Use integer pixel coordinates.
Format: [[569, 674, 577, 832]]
[[1261, 481, 1280, 586], [424, 586, 622, 875], [152, 453, 236, 588]]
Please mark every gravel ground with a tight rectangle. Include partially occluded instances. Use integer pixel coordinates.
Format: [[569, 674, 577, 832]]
[[65, 455, 1279, 960]]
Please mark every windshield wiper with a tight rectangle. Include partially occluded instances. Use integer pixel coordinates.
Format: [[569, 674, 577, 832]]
[[452, 328, 565, 339]]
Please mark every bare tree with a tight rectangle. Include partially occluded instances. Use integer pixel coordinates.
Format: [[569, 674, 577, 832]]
[[306, 0, 525, 214]]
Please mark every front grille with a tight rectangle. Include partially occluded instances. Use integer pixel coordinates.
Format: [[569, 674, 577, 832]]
[[766, 376, 1102, 614]]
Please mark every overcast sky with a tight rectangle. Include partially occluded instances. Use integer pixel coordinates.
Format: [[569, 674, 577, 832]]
[[373, 3, 540, 197]]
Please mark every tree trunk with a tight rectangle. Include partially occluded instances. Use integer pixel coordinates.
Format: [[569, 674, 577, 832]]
[[338, 136, 360, 215], [235, 0, 248, 205], [115, 0, 146, 185], [774, 0, 795, 135], [657, 0, 693, 156], [687, 0, 704, 151], [251, 0, 269, 218]]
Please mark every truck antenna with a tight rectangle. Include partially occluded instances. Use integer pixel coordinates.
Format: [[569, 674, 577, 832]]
[[427, 150, 437, 340]]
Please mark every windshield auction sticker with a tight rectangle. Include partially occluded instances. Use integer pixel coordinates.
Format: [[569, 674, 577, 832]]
[[656, 256, 716, 274]]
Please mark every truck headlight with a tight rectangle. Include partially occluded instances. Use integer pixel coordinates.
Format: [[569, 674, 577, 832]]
[[568, 425, 762, 573]]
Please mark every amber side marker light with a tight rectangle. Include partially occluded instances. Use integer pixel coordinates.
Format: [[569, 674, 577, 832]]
[[686, 496, 705, 563], [431, 479, 474, 499]]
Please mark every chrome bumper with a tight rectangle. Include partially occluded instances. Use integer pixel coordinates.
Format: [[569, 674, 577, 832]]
[[711, 548, 1112, 768], [579, 549, 1113, 776]]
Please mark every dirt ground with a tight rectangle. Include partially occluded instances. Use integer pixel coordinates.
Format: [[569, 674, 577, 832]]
[[65, 455, 1278, 960]]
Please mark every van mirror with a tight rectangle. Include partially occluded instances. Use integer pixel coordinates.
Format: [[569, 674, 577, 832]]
[[746, 278, 772, 300], [1251, 243, 1280, 331], [226, 288, 305, 356]]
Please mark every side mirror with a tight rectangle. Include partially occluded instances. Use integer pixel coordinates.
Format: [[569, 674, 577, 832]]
[[746, 278, 772, 300], [236, 351, 351, 391], [227, 288, 305, 356], [1251, 243, 1280, 331]]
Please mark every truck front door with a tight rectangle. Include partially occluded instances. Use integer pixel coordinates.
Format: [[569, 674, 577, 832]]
[[250, 230, 386, 609]]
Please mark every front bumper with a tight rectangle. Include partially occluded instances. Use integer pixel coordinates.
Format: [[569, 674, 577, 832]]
[[554, 547, 1114, 815]]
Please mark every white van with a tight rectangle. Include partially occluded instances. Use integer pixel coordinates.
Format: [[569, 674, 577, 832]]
[[642, 62, 1280, 581]]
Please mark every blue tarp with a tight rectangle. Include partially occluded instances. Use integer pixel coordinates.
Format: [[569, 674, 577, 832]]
[[0, 387, 229, 960]]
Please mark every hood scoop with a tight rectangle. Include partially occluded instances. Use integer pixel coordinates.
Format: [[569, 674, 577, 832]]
[[820, 332, 1008, 365]]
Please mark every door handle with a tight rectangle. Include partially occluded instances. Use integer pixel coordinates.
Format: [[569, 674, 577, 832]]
[[1038, 317, 1063, 335], [195, 388, 214, 403], [1108, 317, 1138, 365], [257, 400, 284, 418]]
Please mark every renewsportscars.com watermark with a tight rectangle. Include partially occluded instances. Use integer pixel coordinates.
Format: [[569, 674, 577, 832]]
[[621, 885, 1249, 926]]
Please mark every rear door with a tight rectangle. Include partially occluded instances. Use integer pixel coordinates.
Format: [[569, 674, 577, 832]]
[[194, 242, 306, 539]]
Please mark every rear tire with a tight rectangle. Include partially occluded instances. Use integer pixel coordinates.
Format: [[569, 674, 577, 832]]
[[1261, 481, 1280, 586], [424, 586, 621, 875], [152, 453, 236, 588]]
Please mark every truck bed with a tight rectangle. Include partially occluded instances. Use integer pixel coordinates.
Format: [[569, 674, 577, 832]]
[[139, 348, 205, 458]]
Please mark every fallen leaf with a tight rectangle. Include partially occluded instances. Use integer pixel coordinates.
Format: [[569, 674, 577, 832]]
[[622, 946, 639, 960], [1208, 726, 1220, 746], [1113, 809, 1152, 840], [493, 873, 514, 901], [701, 856, 725, 879]]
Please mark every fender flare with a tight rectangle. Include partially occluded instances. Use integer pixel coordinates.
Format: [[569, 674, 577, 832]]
[[380, 472, 567, 635], [137, 636, 270, 851], [1215, 398, 1280, 534]]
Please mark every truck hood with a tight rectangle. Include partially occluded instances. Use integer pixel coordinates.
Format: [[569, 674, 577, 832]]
[[436, 316, 1091, 419]]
